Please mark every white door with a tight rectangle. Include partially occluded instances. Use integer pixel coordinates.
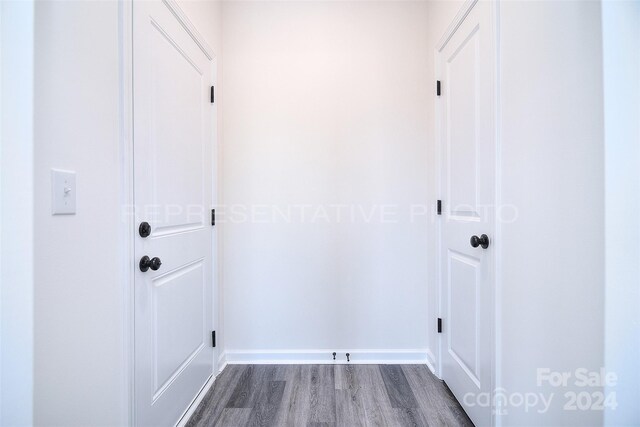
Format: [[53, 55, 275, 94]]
[[438, 1, 495, 426], [133, 1, 215, 425]]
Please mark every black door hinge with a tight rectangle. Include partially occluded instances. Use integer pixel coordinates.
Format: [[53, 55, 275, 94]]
[[436, 80, 441, 96], [437, 318, 442, 333], [212, 331, 216, 347], [211, 209, 215, 226], [437, 200, 442, 215], [210, 86, 215, 103]]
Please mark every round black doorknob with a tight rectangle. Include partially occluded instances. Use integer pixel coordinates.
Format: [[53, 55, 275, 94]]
[[139, 222, 151, 238], [139, 256, 162, 272], [470, 234, 490, 249], [149, 257, 162, 271]]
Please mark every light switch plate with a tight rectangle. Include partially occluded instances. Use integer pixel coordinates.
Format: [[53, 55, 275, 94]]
[[51, 169, 76, 215]]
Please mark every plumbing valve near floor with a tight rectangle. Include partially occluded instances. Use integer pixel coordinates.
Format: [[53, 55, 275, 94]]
[[330, 352, 351, 362]]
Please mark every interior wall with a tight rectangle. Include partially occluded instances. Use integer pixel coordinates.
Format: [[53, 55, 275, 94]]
[[32, 1, 222, 425], [602, 1, 640, 424], [1, 1, 35, 425], [499, 1, 605, 425], [33, 1, 125, 424], [222, 1, 432, 359]]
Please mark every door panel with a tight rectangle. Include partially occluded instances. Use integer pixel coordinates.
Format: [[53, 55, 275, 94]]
[[448, 250, 480, 386], [153, 261, 206, 395], [438, 1, 495, 426], [133, 1, 214, 425], [447, 26, 480, 218], [149, 13, 206, 233]]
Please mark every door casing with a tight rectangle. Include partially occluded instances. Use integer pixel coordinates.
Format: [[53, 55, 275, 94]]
[[118, 1, 219, 424], [435, 0, 501, 425]]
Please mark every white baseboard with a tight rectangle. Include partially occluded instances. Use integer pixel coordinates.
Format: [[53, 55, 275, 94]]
[[225, 349, 429, 365], [425, 349, 438, 376], [217, 352, 227, 374]]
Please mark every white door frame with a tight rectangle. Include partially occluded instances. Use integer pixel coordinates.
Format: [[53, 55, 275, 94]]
[[118, 1, 219, 424], [435, 0, 502, 425]]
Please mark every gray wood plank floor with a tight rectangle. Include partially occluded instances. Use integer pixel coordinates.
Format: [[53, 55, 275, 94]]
[[186, 365, 474, 427]]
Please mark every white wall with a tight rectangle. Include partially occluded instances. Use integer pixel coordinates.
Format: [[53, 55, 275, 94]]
[[1, 1, 34, 425], [499, 1, 605, 425], [32, 0, 222, 425], [222, 1, 431, 360], [602, 1, 640, 425], [33, 1, 125, 424]]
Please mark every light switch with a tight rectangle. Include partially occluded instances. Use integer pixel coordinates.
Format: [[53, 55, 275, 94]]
[[51, 169, 76, 215]]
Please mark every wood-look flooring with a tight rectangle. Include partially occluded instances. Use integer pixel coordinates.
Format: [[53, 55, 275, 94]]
[[186, 364, 474, 427]]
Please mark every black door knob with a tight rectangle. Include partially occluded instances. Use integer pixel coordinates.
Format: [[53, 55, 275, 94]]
[[139, 222, 151, 238], [470, 234, 490, 249], [139, 256, 162, 272]]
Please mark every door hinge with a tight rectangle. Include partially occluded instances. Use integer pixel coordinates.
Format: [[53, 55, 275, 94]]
[[436, 80, 441, 96], [212, 331, 216, 347], [437, 200, 442, 215], [211, 209, 215, 226], [437, 318, 442, 333], [210, 86, 215, 103]]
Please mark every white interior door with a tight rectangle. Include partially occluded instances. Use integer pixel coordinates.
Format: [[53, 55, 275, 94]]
[[133, 1, 215, 425], [438, 1, 495, 426]]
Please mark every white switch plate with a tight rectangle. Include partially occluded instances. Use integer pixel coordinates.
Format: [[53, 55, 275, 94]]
[[51, 169, 76, 215]]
